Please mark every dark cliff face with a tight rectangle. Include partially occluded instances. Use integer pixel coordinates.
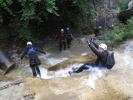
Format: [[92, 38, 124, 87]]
[[118, 8, 133, 24], [94, 0, 118, 30], [94, 0, 133, 26], [82, 0, 119, 35]]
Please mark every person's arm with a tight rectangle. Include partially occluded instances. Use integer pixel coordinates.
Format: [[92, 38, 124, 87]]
[[88, 43, 101, 57], [36, 48, 46, 54], [55, 34, 58, 40], [70, 32, 74, 39], [21, 48, 27, 59], [92, 41, 99, 49]]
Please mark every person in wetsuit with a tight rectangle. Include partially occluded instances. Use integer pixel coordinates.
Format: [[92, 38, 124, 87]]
[[21, 41, 46, 77], [72, 39, 108, 73]]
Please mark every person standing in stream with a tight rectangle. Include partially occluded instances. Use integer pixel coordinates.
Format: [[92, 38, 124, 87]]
[[21, 41, 46, 77], [56, 29, 67, 51], [64, 27, 73, 49]]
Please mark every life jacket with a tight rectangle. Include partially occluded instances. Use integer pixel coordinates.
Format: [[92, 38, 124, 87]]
[[27, 47, 36, 55], [27, 47, 41, 66], [65, 30, 72, 40]]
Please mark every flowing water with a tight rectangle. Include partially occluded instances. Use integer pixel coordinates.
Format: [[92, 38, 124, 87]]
[[0, 50, 13, 68], [38, 52, 109, 89], [1, 39, 133, 100]]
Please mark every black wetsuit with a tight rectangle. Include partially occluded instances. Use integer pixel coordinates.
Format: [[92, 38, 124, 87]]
[[64, 30, 73, 49], [57, 32, 66, 51], [75, 42, 108, 73]]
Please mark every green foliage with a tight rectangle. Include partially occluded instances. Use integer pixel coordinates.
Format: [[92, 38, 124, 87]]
[[73, 0, 96, 28], [0, 27, 9, 47], [104, 17, 133, 46], [0, 0, 13, 15], [18, 28, 32, 40], [0, 0, 58, 43], [0, 0, 97, 46], [117, 0, 130, 11], [19, 0, 58, 21]]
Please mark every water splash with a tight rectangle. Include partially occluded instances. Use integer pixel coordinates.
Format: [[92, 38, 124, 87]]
[[82, 67, 108, 89], [39, 54, 68, 66], [123, 41, 133, 67], [38, 55, 109, 89], [39, 61, 108, 89], [46, 58, 68, 66], [0, 50, 12, 68], [53, 63, 83, 78], [39, 67, 53, 79], [40, 63, 83, 79], [124, 41, 133, 54], [81, 52, 88, 56]]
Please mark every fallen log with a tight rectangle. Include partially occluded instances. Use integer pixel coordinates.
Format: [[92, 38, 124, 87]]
[[48, 54, 96, 71]]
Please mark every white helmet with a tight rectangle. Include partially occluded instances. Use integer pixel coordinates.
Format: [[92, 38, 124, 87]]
[[66, 27, 70, 30], [99, 43, 107, 50], [61, 29, 64, 32], [27, 41, 32, 45]]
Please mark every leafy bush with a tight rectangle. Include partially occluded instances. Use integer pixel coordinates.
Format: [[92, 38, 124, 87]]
[[117, 0, 130, 11], [104, 17, 133, 46], [0, 0, 58, 43], [73, 0, 96, 28], [0, 0, 96, 45], [0, 27, 9, 47]]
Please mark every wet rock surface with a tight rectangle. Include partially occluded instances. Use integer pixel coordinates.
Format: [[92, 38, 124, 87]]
[[95, 0, 118, 29]]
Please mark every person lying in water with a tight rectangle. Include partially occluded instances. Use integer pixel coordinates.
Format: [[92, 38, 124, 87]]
[[70, 38, 114, 74]]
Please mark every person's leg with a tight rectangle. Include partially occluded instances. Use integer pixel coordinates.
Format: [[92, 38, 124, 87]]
[[68, 38, 72, 48], [30, 65, 37, 77], [67, 39, 70, 48], [63, 41, 66, 50], [59, 41, 62, 51], [74, 66, 84, 73], [66, 39, 68, 48], [74, 63, 94, 73], [35, 65, 41, 77]]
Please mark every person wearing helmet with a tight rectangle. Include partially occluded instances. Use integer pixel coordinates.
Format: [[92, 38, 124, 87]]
[[56, 28, 66, 51], [21, 41, 46, 77], [71, 39, 108, 73], [64, 27, 73, 49]]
